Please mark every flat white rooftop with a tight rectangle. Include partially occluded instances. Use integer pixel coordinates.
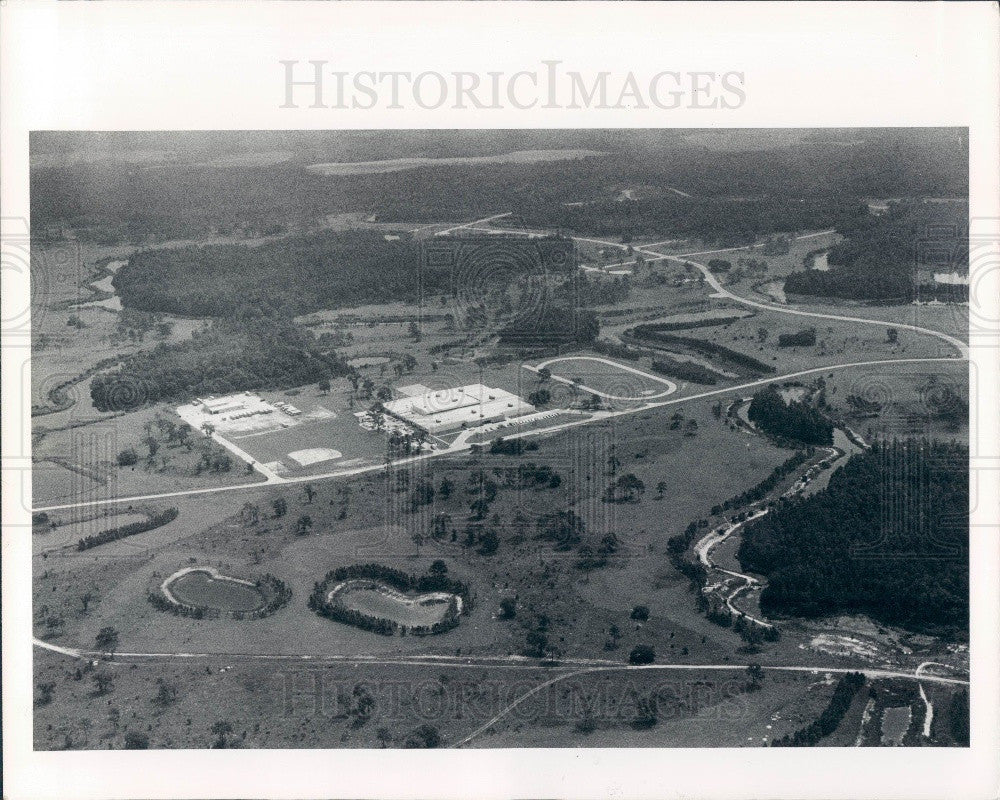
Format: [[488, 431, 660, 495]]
[[383, 383, 534, 433]]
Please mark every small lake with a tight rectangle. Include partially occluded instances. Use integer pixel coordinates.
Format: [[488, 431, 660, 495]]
[[168, 569, 266, 613], [880, 705, 912, 745], [330, 581, 459, 627], [811, 251, 830, 271], [78, 259, 127, 311], [758, 280, 787, 304]]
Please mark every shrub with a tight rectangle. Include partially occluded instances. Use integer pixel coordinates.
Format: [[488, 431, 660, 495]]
[[777, 328, 817, 347], [628, 645, 656, 665], [116, 448, 139, 467]]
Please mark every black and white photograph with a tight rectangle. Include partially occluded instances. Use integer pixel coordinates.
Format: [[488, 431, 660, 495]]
[[25, 127, 974, 749], [2, 3, 998, 800]]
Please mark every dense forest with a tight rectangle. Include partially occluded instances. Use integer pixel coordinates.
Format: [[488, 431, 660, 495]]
[[498, 305, 599, 350], [90, 313, 348, 411], [31, 129, 966, 245], [514, 196, 866, 246], [747, 387, 833, 445], [739, 439, 969, 632], [784, 201, 969, 302], [115, 231, 429, 316]]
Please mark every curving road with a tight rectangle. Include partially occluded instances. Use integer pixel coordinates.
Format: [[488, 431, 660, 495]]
[[31, 220, 968, 517], [527, 355, 677, 401]]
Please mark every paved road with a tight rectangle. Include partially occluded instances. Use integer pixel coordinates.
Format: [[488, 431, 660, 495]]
[[32, 636, 968, 749], [31, 220, 968, 517], [33, 636, 969, 685], [30, 354, 960, 515], [501, 223, 967, 359]]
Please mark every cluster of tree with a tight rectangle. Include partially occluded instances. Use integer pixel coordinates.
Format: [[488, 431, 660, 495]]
[[707, 259, 732, 273], [575, 532, 620, 571], [747, 387, 833, 445], [783, 201, 969, 303], [536, 510, 585, 552], [388, 428, 429, 459], [32, 356, 122, 417], [918, 379, 968, 431], [603, 473, 646, 503], [777, 328, 817, 347], [709, 449, 813, 515], [650, 358, 722, 385], [91, 312, 349, 411], [498, 305, 599, 350], [624, 326, 775, 376], [592, 339, 644, 362], [114, 231, 432, 316], [570, 274, 632, 307], [771, 672, 866, 746], [845, 393, 884, 416], [489, 437, 539, 456], [527, 388, 550, 407], [494, 462, 562, 490], [77, 508, 178, 551], [404, 724, 442, 748], [739, 440, 969, 631]]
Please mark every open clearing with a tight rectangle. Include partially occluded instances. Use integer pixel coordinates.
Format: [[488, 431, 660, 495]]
[[306, 149, 605, 176]]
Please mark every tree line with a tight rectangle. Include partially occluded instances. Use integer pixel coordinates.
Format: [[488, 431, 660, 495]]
[[77, 508, 178, 551], [771, 672, 866, 746], [624, 326, 775, 377]]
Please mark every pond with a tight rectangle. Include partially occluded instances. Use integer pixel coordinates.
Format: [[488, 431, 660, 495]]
[[328, 580, 460, 627], [167, 569, 266, 613], [880, 705, 912, 745], [758, 280, 787, 304]]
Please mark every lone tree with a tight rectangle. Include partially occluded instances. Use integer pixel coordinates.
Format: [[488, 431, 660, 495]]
[[211, 720, 234, 748], [887, 327, 899, 344], [295, 515, 313, 536], [92, 671, 114, 696], [271, 497, 287, 518], [746, 663, 764, 691], [628, 645, 656, 665], [95, 626, 119, 657]]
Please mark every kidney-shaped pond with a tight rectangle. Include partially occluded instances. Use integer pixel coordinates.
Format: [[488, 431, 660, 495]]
[[167, 569, 267, 613], [329, 581, 461, 627]]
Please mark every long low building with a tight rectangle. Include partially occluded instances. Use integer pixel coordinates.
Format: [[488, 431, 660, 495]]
[[382, 383, 535, 434]]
